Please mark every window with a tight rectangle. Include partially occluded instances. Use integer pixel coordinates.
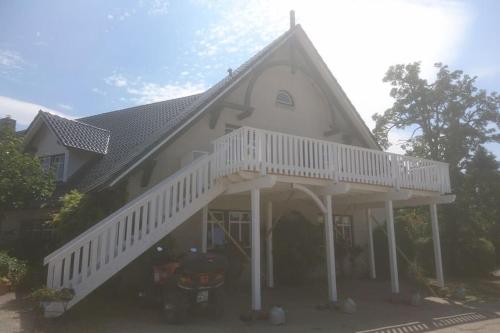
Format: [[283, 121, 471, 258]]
[[334, 215, 353, 247], [40, 154, 65, 182], [207, 210, 251, 249], [276, 90, 294, 108]]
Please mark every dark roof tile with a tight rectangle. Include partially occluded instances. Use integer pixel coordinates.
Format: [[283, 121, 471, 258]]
[[40, 112, 110, 154]]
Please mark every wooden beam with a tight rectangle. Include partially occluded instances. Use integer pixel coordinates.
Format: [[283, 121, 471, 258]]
[[237, 109, 254, 120], [335, 190, 412, 206], [340, 194, 456, 209], [224, 176, 276, 195], [318, 182, 351, 196], [220, 101, 254, 113], [209, 107, 223, 129], [292, 183, 327, 213]]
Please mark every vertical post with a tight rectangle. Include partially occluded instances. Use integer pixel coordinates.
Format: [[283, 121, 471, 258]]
[[251, 189, 262, 310], [385, 200, 399, 293], [266, 201, 274, 288], [324, 195, 338, 303], [201, 206, 208, 253], [430, 203, 444, 287], [366, 208, 376, 279]]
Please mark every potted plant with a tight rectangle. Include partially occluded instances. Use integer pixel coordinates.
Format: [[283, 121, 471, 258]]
[[31, 287, 75, 318]]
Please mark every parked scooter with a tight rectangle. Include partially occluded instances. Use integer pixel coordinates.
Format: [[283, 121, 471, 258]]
[[139, 246, 227, 324]]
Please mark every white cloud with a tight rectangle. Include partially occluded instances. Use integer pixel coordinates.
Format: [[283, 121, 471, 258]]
[[148, 0, 170, 15], [0, 96, 73, 127], [58, 103, 73, 111], [104, 73, 128, 87], [192, 0, 472, 147], [0, 49, 25, 73], [126, 81, 206, 104], [92, 87, 108, 96], [104, 72, 205, 104]]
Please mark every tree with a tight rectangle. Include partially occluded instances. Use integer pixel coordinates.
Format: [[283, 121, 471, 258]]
[[0, 126, 54, 212], [373, 62, 500, 275], [373, 62, 499, 174]]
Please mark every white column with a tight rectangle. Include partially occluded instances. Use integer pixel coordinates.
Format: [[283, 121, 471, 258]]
[[366, 208, 376, 279], [251, 189, 262, 310], [201, 205, 208, 253], [385, 200, 399, 293], [430, 203, 444, 287], [324, 195, 338, 303], [266, 201, 274, 288]]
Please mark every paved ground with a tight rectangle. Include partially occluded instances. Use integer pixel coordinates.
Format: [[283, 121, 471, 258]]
[[1, 279, 500, 333]]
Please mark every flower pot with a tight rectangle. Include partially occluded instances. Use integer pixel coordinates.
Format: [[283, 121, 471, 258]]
[[41, 301, 67, 318]]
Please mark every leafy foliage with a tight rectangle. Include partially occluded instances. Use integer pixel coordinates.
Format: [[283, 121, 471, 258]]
[[0, 251, 28, 288], [373, 62, 500, 276], [273, 211, 323, 284], [373, 62, 499, 170], [31, 287, 74, 302], [0, 126, 54, 211], [51, 187, 128, 246]]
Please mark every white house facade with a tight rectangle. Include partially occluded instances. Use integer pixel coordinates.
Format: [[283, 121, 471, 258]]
[[17, 20, 453, 314]]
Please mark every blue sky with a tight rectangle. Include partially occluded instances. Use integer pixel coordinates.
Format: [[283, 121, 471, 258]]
[[1, 0, 499, 156]]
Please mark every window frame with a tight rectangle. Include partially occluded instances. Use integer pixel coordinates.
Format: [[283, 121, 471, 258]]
[[334, 215, 354, 247], [39, 153, 66, 182], [207, 209, 251, 250], [276, 90, 295, 109]]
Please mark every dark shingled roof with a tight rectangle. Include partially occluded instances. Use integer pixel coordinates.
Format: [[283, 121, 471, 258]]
[[40, 111, 110, 154], [68, 26, 296, 192], [74, 94, 202, 191]]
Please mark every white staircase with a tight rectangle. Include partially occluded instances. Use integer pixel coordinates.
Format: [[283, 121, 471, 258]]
[[44, 126, 451, 310], [44, 153, 224, 309]]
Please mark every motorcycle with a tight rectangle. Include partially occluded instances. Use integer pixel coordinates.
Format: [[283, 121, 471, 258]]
[[139, 246, 227, 324]]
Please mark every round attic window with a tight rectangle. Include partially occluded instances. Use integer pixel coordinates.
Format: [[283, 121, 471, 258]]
[[276, 90, 294, 108]]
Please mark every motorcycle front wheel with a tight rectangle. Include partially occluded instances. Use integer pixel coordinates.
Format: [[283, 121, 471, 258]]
[[163, 289, 188, 324]]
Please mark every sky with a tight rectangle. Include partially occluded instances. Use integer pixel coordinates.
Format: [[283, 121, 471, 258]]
[[0, 0, 499, 156]]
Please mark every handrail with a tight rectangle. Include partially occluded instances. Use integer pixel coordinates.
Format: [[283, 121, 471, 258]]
[[43, 151, 224, 308], [213, 127, 451, 193], [44, 154, 213, 265]]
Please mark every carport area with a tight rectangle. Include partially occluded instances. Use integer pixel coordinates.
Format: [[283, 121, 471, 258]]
[[4, 279, 500, 333]]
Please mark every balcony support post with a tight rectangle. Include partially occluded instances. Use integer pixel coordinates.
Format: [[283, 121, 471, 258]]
[[366, 208, 376, 280], [251, 188, 262, 311], [430, 203, 444, 287], [385, 199, 399, 293], [266, 201, 274, 288], [201, 205, 208, 253], [324, 194, 338, 303]]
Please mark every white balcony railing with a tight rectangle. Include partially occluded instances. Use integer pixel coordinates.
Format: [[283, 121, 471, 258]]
[[213, 127, 451, 193]]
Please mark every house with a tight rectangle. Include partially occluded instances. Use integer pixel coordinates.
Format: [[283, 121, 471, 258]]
[[18, 14, 453, 313]]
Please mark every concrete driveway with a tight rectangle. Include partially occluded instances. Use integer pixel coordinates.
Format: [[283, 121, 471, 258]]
[[1, 279, 500, 333]]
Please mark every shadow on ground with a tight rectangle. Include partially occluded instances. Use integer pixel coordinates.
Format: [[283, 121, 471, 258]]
[[2, 279, 500, 333]]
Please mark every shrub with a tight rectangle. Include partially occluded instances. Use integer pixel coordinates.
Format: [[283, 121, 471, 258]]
[[31, 287, 74, 302], [0, 252, 28, 288], [273, 211, 323, 284], [51, 186, 127, 246], [456, 238, 496, 276]]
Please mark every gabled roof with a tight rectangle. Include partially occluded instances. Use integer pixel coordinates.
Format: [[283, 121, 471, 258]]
[[24, 24, 380, 192], [25, 111, 110, 154], [74, 94, 201, 190], [74, 26, 298, 191]]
